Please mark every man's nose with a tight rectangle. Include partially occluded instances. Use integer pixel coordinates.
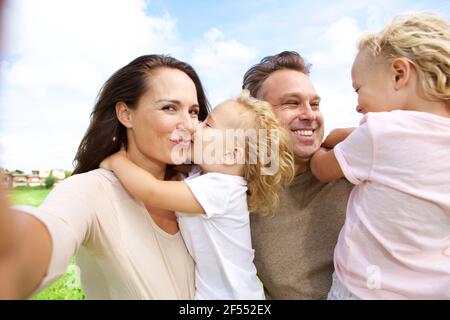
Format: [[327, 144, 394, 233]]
[[297, 102, 316, 121]]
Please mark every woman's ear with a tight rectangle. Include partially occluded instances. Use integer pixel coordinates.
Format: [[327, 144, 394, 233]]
[[116, 102, 133, 128], [391, 58, 411, 90]]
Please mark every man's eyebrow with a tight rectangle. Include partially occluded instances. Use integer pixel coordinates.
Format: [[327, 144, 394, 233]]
[[280, 93, 321, 101], [280, 93, 301, 100]]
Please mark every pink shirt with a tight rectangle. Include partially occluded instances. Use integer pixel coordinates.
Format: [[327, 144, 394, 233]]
[[333, 110, 450, 299]]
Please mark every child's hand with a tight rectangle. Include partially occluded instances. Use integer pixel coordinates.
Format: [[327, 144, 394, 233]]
[[100, 150, 127, 171], [322, 127, 355, 149]]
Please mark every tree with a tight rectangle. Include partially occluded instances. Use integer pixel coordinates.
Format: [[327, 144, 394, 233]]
[[45, 175, 56, 189]]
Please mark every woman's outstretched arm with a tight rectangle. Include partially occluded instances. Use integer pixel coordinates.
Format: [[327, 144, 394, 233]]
[[101, 151, 205, 214], [0, 186, 52, 299]]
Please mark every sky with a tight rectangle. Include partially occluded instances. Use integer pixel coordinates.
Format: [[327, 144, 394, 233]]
[[0, 0, 449, 172]]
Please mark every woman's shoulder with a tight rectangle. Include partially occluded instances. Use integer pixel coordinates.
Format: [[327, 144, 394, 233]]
[[58, 168, 118, 193]]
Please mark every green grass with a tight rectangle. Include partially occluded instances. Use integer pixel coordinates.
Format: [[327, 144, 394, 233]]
[[11, 186, 86, 300], [11, 186, 51, 207]]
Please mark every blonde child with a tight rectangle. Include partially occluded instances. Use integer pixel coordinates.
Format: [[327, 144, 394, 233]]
[[311, 13, 450, 299], [101, 90, 295, 300]]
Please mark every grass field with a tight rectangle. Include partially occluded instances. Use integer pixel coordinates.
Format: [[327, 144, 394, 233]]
[[10, 186, 85, 300]]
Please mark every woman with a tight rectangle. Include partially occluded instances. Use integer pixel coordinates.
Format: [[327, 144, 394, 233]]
[[0, 54, 210, 299]]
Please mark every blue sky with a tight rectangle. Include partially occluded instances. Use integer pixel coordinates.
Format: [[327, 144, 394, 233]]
[[1, 0, 449, 172]]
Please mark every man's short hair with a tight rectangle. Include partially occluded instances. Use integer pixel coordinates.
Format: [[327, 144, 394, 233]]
[[242, 51, 311, 98]]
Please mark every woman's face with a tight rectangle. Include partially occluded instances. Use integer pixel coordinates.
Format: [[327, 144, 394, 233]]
[[127, 67, 200, 166]]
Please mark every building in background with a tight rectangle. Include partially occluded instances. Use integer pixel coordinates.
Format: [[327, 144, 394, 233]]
[[0, 168, 67, 188]]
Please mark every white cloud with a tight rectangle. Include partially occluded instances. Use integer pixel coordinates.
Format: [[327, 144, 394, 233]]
[[305, 17, 365, 136], [0, 0, 179, 172], [192, 28, 258, 106], [309, 17, 363, 68]]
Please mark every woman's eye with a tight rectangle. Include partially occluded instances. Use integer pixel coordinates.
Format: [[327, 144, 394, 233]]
[[190, 109, 200, 117], [162, 105, 176, 112], [354, 88, 360, 93]]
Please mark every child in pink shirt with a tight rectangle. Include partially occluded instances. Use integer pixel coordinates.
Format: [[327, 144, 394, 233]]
[[311, 13, 450, 299]]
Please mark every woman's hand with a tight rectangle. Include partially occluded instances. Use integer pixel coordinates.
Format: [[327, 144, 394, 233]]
[[100, 150, 127, 171], [321, 127, 355, 149]]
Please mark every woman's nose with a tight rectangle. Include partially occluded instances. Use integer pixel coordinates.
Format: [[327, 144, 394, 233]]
[[194, 121, 202, 132], [178, 112, 196, 134], [356, 105, 363, 113]]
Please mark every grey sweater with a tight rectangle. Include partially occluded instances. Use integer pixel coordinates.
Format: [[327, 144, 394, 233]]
[[250, 169, 353, 299]]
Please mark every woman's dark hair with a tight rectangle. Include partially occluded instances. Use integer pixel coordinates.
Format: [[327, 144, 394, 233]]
[[72, 54, 210, 175]]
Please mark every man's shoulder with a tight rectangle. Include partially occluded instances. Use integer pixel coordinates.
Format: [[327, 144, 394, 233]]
[[322, 177, 353, 194], [312, 177, 353, 205], [290, 171, 353, 200]]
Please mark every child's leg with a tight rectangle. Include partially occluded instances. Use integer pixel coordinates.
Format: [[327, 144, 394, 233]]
[[327, 272, 360, 300]]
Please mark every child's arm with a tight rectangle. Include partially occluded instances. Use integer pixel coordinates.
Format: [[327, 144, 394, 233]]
[[310, 148, 344, 183], [100, 151, 204, 214], [311, 127, 354, 182], [321, 127, 355, 149]]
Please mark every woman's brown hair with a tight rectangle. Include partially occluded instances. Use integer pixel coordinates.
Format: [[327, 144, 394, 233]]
[[73, 54, 210, 175]]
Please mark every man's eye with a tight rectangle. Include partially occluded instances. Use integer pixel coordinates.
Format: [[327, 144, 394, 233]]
[[285, 101, 299, 105], [354, 88, 360, 93], [311, 102, 320, 110]]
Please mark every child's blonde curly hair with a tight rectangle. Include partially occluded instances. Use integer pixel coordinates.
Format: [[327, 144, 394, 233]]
[[358, 12, 450, 102], [234, 90, 295, 215]]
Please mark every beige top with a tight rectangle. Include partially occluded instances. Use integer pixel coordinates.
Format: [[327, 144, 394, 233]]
[[20, 169, 195, 300], [250, 169, 353, 300]]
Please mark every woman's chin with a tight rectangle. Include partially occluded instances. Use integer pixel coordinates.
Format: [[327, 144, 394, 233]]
[[167, 146, 191, 165]]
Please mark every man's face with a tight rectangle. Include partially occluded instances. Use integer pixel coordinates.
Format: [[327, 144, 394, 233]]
[[259, 69, 324, 163]]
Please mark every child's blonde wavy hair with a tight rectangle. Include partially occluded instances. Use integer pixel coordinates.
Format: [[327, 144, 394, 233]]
[[235, 90, 295, 215], [358, 12, 450, 102]]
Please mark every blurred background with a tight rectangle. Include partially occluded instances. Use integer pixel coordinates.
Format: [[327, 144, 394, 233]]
[[1, 0, 449, 174]]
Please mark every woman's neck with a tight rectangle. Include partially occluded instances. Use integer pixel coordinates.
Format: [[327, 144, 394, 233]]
[[126, 144, 179, 234], [126, 145, 166, 180]]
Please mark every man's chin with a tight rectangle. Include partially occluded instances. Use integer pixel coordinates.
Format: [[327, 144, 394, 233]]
[[293, 145, 320, 161]]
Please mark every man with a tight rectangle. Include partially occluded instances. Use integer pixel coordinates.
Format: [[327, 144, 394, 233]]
[[242, 51, 353, 299]]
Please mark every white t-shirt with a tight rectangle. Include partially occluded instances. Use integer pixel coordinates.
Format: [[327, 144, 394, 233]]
[[177, 167, 265, 300], [333, 110, 450, 299]]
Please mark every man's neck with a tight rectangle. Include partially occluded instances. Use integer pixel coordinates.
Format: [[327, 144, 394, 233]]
[[294, 157, 310, 176]]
